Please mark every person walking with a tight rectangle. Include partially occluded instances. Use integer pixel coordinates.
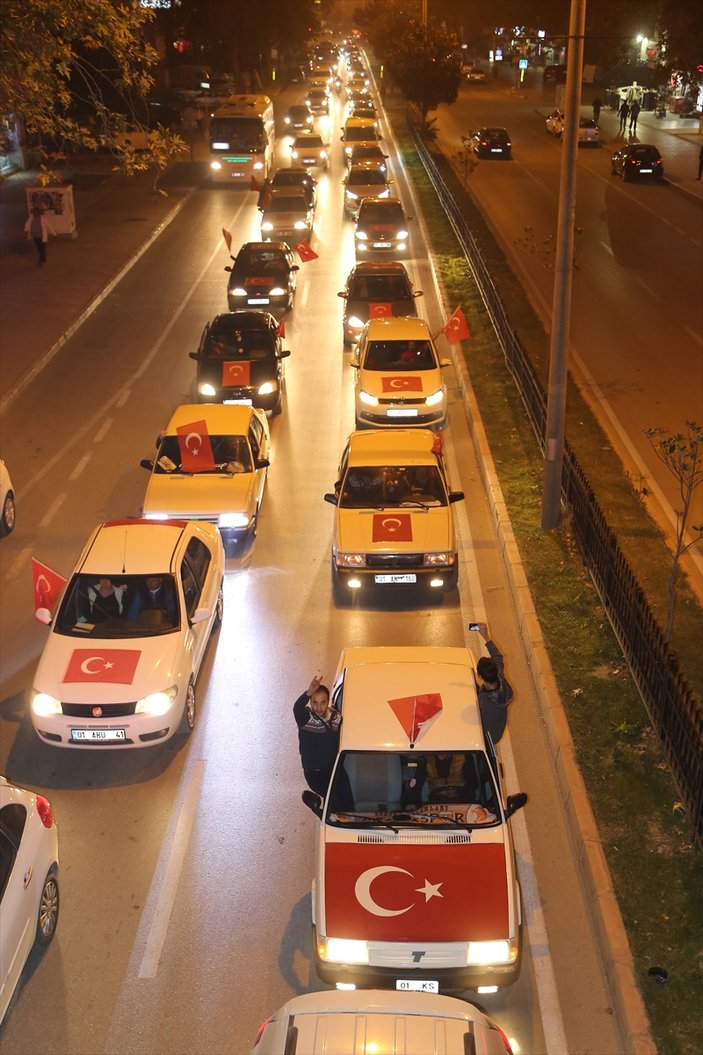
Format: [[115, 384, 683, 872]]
[[592, 96, 602, 123], [629, 99, 641, 135], [696, 143, 702, 179], [24, 206, 56, 265], [293, 674, 342, 797], [618, 99, 629, 135], [474, 623, 515, 745]]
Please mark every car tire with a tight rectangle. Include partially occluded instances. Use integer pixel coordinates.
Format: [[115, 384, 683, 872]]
[[213, 584, 224, 630], [0, 490, 15, 536], [35, 870, 59, 947], [272, 392, 283, 416], [182, 679, 196, 732], [622, 168, 629, 182], [611, 163, 616, 175]]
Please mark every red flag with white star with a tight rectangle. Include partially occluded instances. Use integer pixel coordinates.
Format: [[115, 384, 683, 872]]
[[295, 239, 319, 262], [372, 514, 413, 542], [381, 376, 422, 393], [32, 559, 67, 615], [222, 361, 250, 385], [62, 649, 141, 684], [176, 420, 216, 473], [443, 306, 471, 343]]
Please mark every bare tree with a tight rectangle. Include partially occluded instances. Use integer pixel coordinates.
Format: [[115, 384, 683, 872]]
[[644, 421, 703, 642]]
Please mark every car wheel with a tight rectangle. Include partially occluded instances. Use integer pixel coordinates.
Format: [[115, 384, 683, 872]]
[[35, 871, 59, 946], [622, 168, 629, 182], [213, 584, 224, 629], [0, 490, 15, 535], [183, 679, 196, 732], [611, 163, 616, 175], [272, 391, 283, 416]]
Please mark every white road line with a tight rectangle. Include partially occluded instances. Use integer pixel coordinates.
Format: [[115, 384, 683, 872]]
[[599, 240, 614, 256], [68, 453, 92, 481], [634, 275, 662, 303], [300, 279, 310, 309], [116, 389, 131, 408], [5, 544, 33, 581], [94, 417, 114, 443], [683, 324, 703, 348], [138, 760, 206, 979], [38, 492, 67, 529]]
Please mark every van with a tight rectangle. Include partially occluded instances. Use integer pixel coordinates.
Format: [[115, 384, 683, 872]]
[[302, 647, 527, 994]]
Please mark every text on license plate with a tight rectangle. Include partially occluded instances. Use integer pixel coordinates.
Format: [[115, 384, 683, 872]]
[[373, 242, 392, 248], [388, 408, 418, 417], [248, 298, 269, 304], [71, 728, 126, 742], [396, 979, 439, 992], [374, 573, 417, 584], [491, 148, 503, 152]]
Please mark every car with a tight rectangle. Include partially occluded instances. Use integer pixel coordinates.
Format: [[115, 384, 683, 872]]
[[283, 103, 313, 131], [342, 116, 381, 162], [0, 459, 15, 536], [225, 241, 299, 316], [251, 989, 514, 1054], [270, 167, 317, 210], [140, 403, 271, 542], [347, 88, 372, 115], [348, 142, 389, 173], [355, 197, 410, 256], [611, 143, 664, 181], [260, 187, 314, 242], [576, 117, 600, 145], [351, 316, 449, 429], [306, 88, 329, 115], [30, 518, 225, 748], [301, 646, 527, 993], [463, 65, 487, 83], [325, 429, 464, 601], [347, 104, 378, 127], [343, 162, 392, 218], [338, 261, 422, 345], [189, 310, 290, 412], [290, 131, 328, 170], [0, 776, 59, 1025], [472, 127, 512, 158], [545, 108, 564, 136], [543, 64, 566, 83]]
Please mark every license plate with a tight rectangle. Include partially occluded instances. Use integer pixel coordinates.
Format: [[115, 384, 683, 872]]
[[491, 148, 503, 153], [388, 408, 418, 417], [248, 298, 269, 304], [639, 168, 652, 173], [374, 573, 417, 584], [396, 979, 439, 993], [373, 242, 392, 248], [71, 728, 126, 742]]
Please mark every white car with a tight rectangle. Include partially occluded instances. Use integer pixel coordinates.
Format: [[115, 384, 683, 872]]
[[290, 132, 328, 170], [260, 188, 314, 243], [0, 776, 59, 1024], [0, 459, 15, 536], [140, 404, 271, 544], [31, 518, 224, 748], [343, 163, 392, 218], [252, 989, 514, 1054], [545, 108, 564, 136], [351, 317, 450, 429]]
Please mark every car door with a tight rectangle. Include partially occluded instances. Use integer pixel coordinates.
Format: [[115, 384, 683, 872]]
[[0, 804, 34, 1021], [248, 414, 269, 510], [179, 537, 215, 675]]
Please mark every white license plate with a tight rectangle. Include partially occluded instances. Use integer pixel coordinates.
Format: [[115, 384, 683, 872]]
[[639, 168, 653, 173], [248, 298, 269, 304], [224, 398, 253, 405], [491, 148, 503, 153], [396, 979, 439, 993], [374, 573, 417, 584], [373, 242, 392, 248], [71, 728, 126, 742], [388, 408, 418, 417]]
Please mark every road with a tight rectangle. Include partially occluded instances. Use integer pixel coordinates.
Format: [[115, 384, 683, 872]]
[[433, 74, 703, 584], [0, 84, 625, 1053]]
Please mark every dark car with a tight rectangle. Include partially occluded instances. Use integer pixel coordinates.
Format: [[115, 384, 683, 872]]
[[472, 127, 512, 159], [355, 197, 410, 256], [270, 167, 317, 210], [611, 143, 664, 182], [338, 261, 423, 345], [190, 311, 290, 414], [284, 103, 314, 131], [225, 242, 299, 316], [348, 143, 389, 173], [543, 64, 567, 83]]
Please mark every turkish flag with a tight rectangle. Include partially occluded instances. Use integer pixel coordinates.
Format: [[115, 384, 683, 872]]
[[324, 842, 509, 942], [244, 276, 269, 286], [176, 420, 216, 473], [431, 431, 443, 455], [295, 239, 319, 262], [369, 302, 393, 318], [62, 648, 141, 685], [277, 318, 286, 338], [389, 692, 443, 744], [372, 513, 413, 542], [381, 376, 423, 393], [222, 227, 232, 252], [32, 559, 67, 614], [222, 361, 250, 386], [443, 306, 471, 343]]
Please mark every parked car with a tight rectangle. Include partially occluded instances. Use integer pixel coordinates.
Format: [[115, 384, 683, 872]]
[[463, 65, 486, 83], [543, 64, 566, 83], [472, 127, 512, 159], [611, 143, 664, 181]]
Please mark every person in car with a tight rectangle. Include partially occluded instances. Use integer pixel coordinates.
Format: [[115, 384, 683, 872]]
[[293, 674, 342, 797], [78, 577, 125, 624], [128, 576, 177, 623]]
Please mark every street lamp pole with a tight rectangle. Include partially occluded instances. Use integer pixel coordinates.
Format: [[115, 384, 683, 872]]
[[540, 0, 587, 530]]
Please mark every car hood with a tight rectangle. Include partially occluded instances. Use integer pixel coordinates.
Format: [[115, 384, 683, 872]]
[[359, 368, 443, 398], [143, 472, 258, 517], [263, 208, 309, 225], [230, 271, 289, 292], [336, 507, 452, 552]]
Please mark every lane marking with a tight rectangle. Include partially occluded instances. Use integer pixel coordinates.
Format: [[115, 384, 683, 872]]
[[634, 275, 662, 303], [116, 389, 131, 408], [599, 240, 614, 256], [138, 760, 206, 979], [683, 324, 703, 348], [94, 417, 114, 443], [68, 453, 92, 481], [5, 544, 33, 581], [39, 493, 66, 529]]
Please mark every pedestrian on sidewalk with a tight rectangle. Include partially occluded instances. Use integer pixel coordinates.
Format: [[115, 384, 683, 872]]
[[697, 144, 703, 180], [473, 622, 515, 745], [592, 96, 602, 123], [24, 207, 56, 266], [629, 100, 641, 135], [618, 100, 629, 135]]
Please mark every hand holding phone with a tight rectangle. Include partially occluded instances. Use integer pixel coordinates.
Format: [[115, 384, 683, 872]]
[[468, 623, 480, 631]]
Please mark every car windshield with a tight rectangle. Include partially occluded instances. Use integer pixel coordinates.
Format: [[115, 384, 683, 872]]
[[340, 465, 446, 508], [630, 146, 659, 159], [348, 169, 386, 187], [296, 136, 323, 148], [266, 195, 306, 213], [349, 274, 411, 300], [358, 203, 404, 225], [236, 249, 288, 272], [273, 171, 313, 188], [363, 339, 435, 370], [210, 117, 264, 150], [56, 574, 179, 637], [345, 126, 378, 143], [205, 332, 275, 361], [325, 751, 501, 828], [153, 435, 253, 474]]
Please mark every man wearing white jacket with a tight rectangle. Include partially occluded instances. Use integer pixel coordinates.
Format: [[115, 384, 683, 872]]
[[24, 206, 56, 265]]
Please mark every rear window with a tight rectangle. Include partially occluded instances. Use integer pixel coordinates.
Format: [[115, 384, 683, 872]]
[[345, 125, 379, 143]]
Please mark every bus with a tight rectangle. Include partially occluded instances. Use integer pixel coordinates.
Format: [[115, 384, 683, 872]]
[[209, 94, 275, 183]]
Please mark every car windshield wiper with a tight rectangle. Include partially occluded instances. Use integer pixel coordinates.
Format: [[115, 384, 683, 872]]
[[328, 812, 399, 832], [396, 500, 431, 510], [388, 810, 476, 830]]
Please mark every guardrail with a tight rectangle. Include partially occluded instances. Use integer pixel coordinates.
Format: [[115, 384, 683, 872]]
[[413, 131, 703, 847]]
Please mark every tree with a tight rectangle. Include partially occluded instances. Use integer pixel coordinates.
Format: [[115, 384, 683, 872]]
[[378, 18, 461, 129], [655, 0, 703, 86], [644, 422, 703, 643]]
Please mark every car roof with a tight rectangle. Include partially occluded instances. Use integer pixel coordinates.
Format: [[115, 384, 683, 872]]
[[346, 428, 440, 467], [358, 196, 403, 209], [211, 310, 273, 330], [238, 241, 291, 254], [294, 131, 323, 141], [163, 403, 257, 434], [336, 647, 483, 751], [363, 316, 431, 339], [79, 520, 190, 575], [349, 261, 409, 277]]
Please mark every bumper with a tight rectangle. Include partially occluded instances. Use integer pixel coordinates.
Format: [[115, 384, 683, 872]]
[[356, 407, 446, 430], [227, 296, 291, 318], [333, 563, 458, 593], [31, 710, 181, 749]]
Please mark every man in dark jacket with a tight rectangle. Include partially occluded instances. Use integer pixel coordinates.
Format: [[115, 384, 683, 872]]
[[293, 674, 342, 797], [475, 623, 514, 744]]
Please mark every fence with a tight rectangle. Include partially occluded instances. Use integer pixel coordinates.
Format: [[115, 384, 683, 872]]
[[413, 133, 703, 846]]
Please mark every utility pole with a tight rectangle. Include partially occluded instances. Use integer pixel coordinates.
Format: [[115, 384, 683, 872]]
[[541, 0, 587, 529]]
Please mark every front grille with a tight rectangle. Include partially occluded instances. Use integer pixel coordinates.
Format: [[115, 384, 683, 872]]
[[379, 397, 424, 406], [368, 943, 466, 969], [367, 553, 423, 569], [358, 832, 471, 844], [62, 701, 137, 717]]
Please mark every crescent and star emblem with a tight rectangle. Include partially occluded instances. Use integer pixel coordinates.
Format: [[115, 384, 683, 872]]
[[354, 866, 443, 917], [80, 656, 114, 674], [184, 432, 202, 454], [36, 573, 51, 602], [381, 517, 402, 533], [389, 377, 408, 389], [226, 363, 244, 379]]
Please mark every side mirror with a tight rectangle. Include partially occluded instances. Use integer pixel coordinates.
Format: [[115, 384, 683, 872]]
[[190, 607, 211, 625], [224, 265, 232, 273], [337, 291, 348, 299], [324, 492, 338, 505], [449, 491, 465, 504], [279, 348, 291, 359], [413, 290, 424, 299], [35, 607, 52, 625], [291, 264, 299, 272], [505, 792, 528, 819], [255, 458, 270, 470], [140, 459, 154, 471], [440, 358, 452, 368], [302, 789, 323, 819], [188, 352, 198, 360], [349, 355, 359, 368]]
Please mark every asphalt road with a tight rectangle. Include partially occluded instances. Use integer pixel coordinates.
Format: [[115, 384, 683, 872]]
[[0, 85, 625, 1053]]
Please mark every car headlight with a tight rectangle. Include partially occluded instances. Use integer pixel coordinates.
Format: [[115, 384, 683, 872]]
[[261, 221, 273, 231], [425, 388, 444, 407], [346, 190, 358, 199], [31, 692, 62, 717], [230, 287, 247, 297], [144, 512, 169, 520], [319, 936, 369, 964], [269, 286, 285, 296], [219, 512, 251, 529], [347, 316, 364, 330], [257, 380, 277, 395], [210, 160, 222, 171], [355, 230, 368, 240], [199, 382, 217, 396], [358, 389, 379, 406], [423, 552, 454, 567], [135, 686, 178, 717], [291, 150, 299, 159], [345, 146, 353, 155], [294, 220, 307, 230], [467, 939, 515, 965], [320, 150, 327, 159], [337, 552, 367, 568], [396, 230, 409, 239], [253, 161, 264, 170], [379, 188, 390, 198], [284, 116, 291, 124]]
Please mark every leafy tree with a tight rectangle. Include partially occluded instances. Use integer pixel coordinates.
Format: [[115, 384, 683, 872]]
[[655, 0, 703, 85]]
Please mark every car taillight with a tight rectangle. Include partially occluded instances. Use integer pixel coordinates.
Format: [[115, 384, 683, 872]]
[[252, 1017, 271, 1046], [493, 1023, 514, 1054], [36, 795, 54, 828], [656, 159, 663, 165]]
